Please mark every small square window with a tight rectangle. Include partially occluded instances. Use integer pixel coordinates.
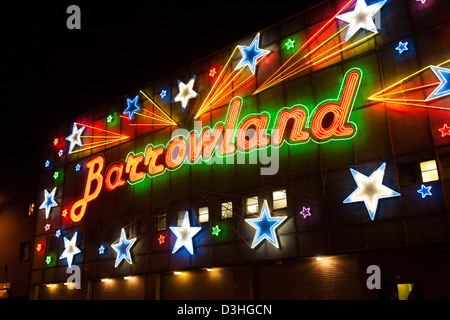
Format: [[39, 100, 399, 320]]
[[273, 190, 287, 209], [420, 160, 439, 182], [246, 196, 259, 214], [198, 206, 209, 223], [157, 214, 166, 231], [221, 201, 233, 219]]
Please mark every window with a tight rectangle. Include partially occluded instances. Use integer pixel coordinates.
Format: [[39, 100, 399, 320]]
[[177, 211, 186, 226], [398, 162, 419, 187], [246, 196, 259, 214], [19, 241, 31, 262], [420, 160, 439, 182], [273, 190, 287, 209], [157, 214, 166, 231], [221, 201, 233, 219], [198, 206, 209, 223]]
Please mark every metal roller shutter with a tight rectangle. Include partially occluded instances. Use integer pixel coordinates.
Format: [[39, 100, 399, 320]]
[[257, 254, 361, 299]]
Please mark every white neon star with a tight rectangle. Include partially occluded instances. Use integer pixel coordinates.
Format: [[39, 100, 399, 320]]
[[173, 75, 199, 111], [337, 0, 387, 42], [60, 232, 81, 268], [343, 163, 400, 220], [111, 228, 136, 267], [170, 212, 201, 255], [39, 187, 58, 219], [66, 123, 85, 153]]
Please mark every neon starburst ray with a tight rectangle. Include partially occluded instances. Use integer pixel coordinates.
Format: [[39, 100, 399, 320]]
[[368, 59, 450, 111], [121, 91, 178, 127], [194, 33, 270, 120], [68, 122, 130, 154], [253, 0, 384, 96]]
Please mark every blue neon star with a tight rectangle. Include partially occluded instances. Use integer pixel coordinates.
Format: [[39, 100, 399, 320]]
[[45, 160, 50, 168], [111, 228, 136, 267], [245, 200, 287, 249], [417, 184, 432, 198], [234, 33, 270, 75], [39, 187, 58, 219], [426, 66, 450, 101], [123, 95, 141, 121], [395, 41, 408, 54]]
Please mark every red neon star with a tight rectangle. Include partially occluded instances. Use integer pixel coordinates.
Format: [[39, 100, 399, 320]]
[[439, 124, 450, 137], [209, 68, 217, 78], [158, 234, 165, 245], [62, 209, 68, 217]]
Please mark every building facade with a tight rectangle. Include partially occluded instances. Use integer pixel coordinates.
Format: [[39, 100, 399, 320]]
[[31, 0, 450, 300]]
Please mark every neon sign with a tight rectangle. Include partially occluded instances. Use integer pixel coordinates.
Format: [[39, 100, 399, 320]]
[[68, 68, 362, 223]]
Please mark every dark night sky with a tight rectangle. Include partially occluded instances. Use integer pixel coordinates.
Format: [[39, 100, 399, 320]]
[[0, 0, 319, 205]]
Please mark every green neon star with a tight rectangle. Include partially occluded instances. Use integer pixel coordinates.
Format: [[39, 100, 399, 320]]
[[46, 256, 52, 264], [285, 38, 295, 50], [212, 225, 221, 236], [53, 171, 59, 179], [107, 114, 113, 123]]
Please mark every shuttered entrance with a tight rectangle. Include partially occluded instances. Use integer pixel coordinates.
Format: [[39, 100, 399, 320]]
[[256, 254, 361, 299], [161, 267, 234, 300]]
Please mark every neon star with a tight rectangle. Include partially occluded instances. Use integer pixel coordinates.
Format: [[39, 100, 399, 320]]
[[300, 207, 311, 218], [39, 187, 58, 219], [44, 224, 51, 231], [53, 171, 59, 179], [235, 33, 270, 75], [98, 245, 105, 254], [55, 230, 61, 237], [343, 163, 400, 220], [123, 95, 141, 121], [160, 90, 167, 99], [170, 212, 201, 255], [46, 256, 52, 264], [425, 66, 450, 101], [439, 124, 450, 137], [62, 209, 68, 217], [337, 0, 387, 42], [157, 234, 165, 245], [245, 200, 287, 249], [111, 228, 136, 267], [106, 114, 113, 123], [416, 0, 426, 4], [417, 184, 432, 198], [66, 123, 85, 154], [59, 232, 81, 268], [209, 68, 217, 77], [45, 160, 50, 168], [285, 38, 295, 49], [53, 138, 59, 146], [173, 75, 199, 111], [395, 41, 408, 54], [58, 149, 64, 157], [212, 225, 221, 236]]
